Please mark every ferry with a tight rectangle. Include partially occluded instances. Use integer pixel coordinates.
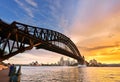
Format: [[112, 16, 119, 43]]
[[78, 64, 86, 68]]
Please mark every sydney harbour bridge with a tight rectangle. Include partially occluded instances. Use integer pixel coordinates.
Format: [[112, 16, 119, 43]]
[[0, 19, 84, 64]]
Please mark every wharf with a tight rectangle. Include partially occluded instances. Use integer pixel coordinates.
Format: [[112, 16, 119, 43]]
[[0, 68, 9, 82]]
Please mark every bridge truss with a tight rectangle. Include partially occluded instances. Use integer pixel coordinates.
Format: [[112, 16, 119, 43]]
[[0, 19, 84, 64]]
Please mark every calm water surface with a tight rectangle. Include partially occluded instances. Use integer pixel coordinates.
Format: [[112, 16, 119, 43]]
[[21, 66, 120, 82]]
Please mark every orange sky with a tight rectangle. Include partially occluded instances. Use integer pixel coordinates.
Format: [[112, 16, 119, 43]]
[[72, 10, 120, 64], [3, 0, 120, 64]]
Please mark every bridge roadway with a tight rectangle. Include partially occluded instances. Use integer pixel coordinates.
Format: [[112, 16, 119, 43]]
[[0, 19, 84, 64]]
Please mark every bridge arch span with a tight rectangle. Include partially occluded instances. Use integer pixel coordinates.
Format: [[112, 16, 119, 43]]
[[0, 19, 84, 64]]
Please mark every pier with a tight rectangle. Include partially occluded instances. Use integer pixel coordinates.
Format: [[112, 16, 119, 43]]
[[0, 68, 9, 82], [0, 65, 21, 82]]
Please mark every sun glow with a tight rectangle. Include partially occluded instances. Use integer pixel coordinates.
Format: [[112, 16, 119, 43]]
[[85, 46, 120, 64]]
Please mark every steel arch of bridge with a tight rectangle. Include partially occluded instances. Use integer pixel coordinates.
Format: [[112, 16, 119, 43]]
[[0, 19, 84, 64]]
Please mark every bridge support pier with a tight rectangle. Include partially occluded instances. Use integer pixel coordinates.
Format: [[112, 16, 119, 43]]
[[77, 56, 85, 65]]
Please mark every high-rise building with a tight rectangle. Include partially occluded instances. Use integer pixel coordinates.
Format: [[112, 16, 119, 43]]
[[59, 57, 64, 66]]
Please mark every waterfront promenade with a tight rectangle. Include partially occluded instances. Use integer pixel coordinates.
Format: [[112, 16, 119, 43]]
[[0, 68, 9, 82]]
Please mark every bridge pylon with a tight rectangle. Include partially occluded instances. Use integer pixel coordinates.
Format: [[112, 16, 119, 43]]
[[77, 56, 85, 65]]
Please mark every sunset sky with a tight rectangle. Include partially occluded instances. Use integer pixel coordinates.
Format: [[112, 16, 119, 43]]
[[1, 0, 120, 64]]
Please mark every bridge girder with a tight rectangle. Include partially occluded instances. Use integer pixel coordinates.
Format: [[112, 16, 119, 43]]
[[0, 19, 84, 64]]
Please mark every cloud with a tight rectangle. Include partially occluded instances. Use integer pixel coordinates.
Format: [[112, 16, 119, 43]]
[[7, 48, 69, 64], [79, 45, 117, 51], [25, 0, 38, 7], [14, 0, 34, 17], [68, 0, 120, 43], [11, 0, 120, 63]]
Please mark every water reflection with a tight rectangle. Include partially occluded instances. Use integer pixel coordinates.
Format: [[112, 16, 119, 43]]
[[21, 66, 120, 82]]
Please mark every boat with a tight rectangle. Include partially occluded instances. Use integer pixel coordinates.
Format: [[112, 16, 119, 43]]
[[78, 64, 86, 68]]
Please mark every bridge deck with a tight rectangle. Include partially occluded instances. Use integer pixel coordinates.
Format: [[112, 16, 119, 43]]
[[0, 69, 9, 82]]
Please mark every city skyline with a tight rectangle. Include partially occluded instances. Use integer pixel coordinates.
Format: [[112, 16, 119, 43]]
[[1, 0, 120, 64]]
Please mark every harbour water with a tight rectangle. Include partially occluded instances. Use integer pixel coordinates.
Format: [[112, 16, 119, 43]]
[[21, 66, 120, 82]]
